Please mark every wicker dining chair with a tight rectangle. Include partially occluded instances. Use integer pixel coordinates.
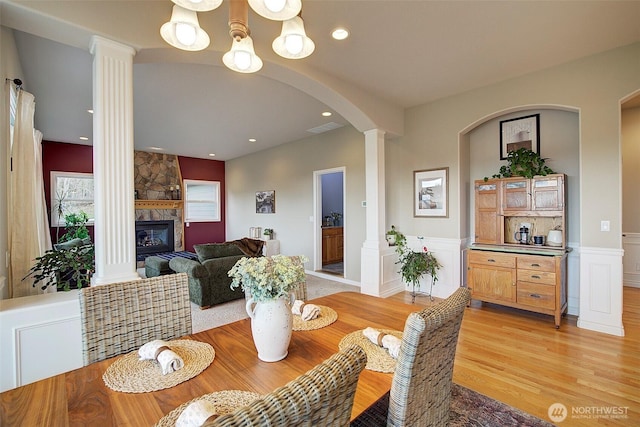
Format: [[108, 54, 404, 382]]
[[350, 287, 471, 427], [78, 272, 192, 365], [207, 345, 368, 427]]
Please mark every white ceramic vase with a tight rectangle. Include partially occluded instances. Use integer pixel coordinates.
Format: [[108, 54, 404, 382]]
[[245, 296, 293, 362]]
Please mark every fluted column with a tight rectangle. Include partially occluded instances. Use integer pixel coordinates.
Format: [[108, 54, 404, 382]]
[[90, 36, 139, 285]]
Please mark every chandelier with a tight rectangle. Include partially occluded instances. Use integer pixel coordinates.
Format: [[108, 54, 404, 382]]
[[160, 0, 315, 73]]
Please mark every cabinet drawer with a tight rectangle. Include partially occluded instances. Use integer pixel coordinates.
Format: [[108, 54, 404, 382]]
[[517, 282, 555, 310], [468, 251, 515, 269], [517, 269, 556, 285], [517, 256, 555, 272]]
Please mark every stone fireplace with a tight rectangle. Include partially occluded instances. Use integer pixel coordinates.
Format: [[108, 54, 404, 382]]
[[135, 220, 175, 261]]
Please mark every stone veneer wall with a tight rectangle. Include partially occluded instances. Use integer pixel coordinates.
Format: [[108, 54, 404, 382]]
[[134, 151, 183, 252]]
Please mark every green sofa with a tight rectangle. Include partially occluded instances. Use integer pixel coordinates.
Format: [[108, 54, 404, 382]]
[[169, 240, 264, 309]]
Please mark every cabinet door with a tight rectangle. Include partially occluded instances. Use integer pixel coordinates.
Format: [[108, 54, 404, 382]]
[[502, 178, 531, 212], [532, 174, 564, 211], [468, 264, 516, 302], [474, 180, 501, 244]]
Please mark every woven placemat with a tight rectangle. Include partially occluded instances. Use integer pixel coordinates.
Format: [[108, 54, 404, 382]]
[[103, 340, 215, 393], [338, 329, 402, 373], [292, 305, 338, 331], [155, 390, 262, 427]]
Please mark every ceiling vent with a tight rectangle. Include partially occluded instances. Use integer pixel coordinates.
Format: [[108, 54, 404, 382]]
[[306, 122, 344, 134]]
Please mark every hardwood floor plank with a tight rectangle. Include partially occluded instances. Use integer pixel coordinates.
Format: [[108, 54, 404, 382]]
[[387, 286, 640, 426]]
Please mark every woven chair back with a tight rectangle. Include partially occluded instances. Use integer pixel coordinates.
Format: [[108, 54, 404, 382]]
[[79, 273, 192, 365], [208, 345, 368, 427], [388, 287, 471, 426]]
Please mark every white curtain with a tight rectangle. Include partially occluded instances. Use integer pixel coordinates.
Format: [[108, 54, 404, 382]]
[[9, 88, 53, 297]]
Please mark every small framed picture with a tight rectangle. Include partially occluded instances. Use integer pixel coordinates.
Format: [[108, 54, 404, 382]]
[[256, 190, 275, 213], [414, 168, 448, 218], [500, 114, 540, 160]]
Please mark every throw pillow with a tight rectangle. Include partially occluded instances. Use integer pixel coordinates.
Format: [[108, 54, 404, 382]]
[[194, 243, 244, 262]]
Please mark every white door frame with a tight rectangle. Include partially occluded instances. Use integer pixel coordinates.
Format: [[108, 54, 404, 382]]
[[313, 167, 346, 274]]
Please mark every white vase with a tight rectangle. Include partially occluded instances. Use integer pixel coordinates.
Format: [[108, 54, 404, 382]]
[[245, 296, 293, 362]]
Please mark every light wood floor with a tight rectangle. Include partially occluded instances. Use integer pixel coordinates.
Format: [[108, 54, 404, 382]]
[[387, 287, 639, 426]]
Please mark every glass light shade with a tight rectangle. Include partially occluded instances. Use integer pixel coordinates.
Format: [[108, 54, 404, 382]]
[[248, 0, 301, 21], [172, 0, 222, 12], [160, 5, 210, 51], [272, 16, 315, 59], [222, 36, 263, 73]]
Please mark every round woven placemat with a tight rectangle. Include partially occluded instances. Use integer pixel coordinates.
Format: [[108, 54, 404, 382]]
[[155, 390, 262, 427], [103, 340, 215, 393], [292, 305, 338, 331], [338, 329, 402, 373]]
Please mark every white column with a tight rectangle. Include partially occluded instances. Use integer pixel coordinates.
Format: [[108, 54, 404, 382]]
[[360, 129, 397, 296], [90, 36, 139, 285]]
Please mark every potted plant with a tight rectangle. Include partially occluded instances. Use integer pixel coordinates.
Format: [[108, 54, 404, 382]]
[[385, 225, 405, 247], [390, 226, 441, 302], [24, 211, 95, 291], [229, 255, 308, 361], [263, 228, 274, 240], [487, 148, 555, 180], [330, 211, 342, 226]]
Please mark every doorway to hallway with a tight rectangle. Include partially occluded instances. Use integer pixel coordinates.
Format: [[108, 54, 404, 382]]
[[313, 168, 345, 277]]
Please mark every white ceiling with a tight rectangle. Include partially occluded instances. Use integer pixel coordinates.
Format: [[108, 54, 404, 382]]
[[2, 0, 639, 160]]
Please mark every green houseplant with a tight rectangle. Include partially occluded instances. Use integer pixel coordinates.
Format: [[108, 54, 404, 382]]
[[389, 226, 441, 302], [24, 212, 95, 291], [487, 148, 555, 180], [263, 228, 274, 239]]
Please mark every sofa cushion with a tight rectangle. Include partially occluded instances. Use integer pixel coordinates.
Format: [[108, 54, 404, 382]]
[[194, 243, 244, 262]]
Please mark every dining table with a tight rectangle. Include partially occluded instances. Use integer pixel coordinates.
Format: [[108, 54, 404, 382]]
[[0, 291, 421, 426]]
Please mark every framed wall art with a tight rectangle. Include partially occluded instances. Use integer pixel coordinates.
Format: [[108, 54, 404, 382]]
[[500, 113, 540, 160], [414, 167, 448, 218], [256, 190, 275, 213]]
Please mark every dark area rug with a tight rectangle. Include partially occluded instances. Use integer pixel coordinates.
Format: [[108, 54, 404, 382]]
[[351, 383, 556, 427]]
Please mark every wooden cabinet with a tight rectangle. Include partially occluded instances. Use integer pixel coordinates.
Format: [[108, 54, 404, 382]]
[[467, 249, 567, 328], [474, 174, 566, 248], [474, 180, 501, 244], [322, 227, 343, 265]]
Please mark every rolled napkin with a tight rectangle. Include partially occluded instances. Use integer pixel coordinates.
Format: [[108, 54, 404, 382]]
[[138, 339, 185, 375], [176, 400, 219, 427], [291, 300, 321, 321], [363, 327, 402, 359]]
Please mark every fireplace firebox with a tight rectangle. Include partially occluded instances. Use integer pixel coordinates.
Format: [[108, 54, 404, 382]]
[[135, 220, 175, 260]]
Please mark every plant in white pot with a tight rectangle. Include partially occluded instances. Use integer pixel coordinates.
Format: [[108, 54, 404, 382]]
[[391, 228, 441, 303], [229, 254, 308, 362]]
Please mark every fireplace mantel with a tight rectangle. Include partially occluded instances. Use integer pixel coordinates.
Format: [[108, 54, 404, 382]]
[[135, 200, 183, 210]]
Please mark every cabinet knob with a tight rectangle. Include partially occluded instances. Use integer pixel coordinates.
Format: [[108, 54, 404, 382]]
[[487, 259, 496, 263], [530, 294, 541, 298], [532, 275, 541, 279], [531, 263, 540, 267]]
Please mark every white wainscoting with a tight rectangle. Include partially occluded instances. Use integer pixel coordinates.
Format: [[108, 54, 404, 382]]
[[623, 233, 640, 288], [396, 236, 463, 299], [0, 291, 83, 392], [577, 246, 625, 337]]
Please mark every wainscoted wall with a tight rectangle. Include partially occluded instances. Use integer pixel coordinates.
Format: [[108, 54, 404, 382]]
[[623, 233, 640, 288], [578, 247, 625, 336], [0, 291, 82, 392]]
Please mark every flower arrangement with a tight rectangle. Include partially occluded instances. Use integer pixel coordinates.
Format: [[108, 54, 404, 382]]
[[263, 228, 274, 237], [330, 211, 342, 225], [229, 255, 308, 302]]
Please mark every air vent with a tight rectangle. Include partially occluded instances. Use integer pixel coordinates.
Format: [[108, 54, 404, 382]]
[[306, 122, 344, 134]]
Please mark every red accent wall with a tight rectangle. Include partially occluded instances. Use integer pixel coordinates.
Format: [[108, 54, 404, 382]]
[[40, 142, 227, 249], [178, 156, 226, 250], [42, 141, 94, 243]]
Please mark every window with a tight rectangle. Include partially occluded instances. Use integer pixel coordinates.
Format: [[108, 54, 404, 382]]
[[184, 179, 220, 222], [51, 171, 95, 226]]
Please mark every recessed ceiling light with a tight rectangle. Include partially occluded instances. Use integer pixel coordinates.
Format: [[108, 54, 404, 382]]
[[249, 138, 257, 143], [148, 146, 165, 151], [79, 136, 89, 141], [322, 111, 332, 117], [87, 109, 94, 114], [332, 28, 349, 40], [209, 153, 216, 157]]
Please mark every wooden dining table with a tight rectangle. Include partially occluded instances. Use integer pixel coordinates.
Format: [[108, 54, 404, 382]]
[[1, 291, 420, 427]]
